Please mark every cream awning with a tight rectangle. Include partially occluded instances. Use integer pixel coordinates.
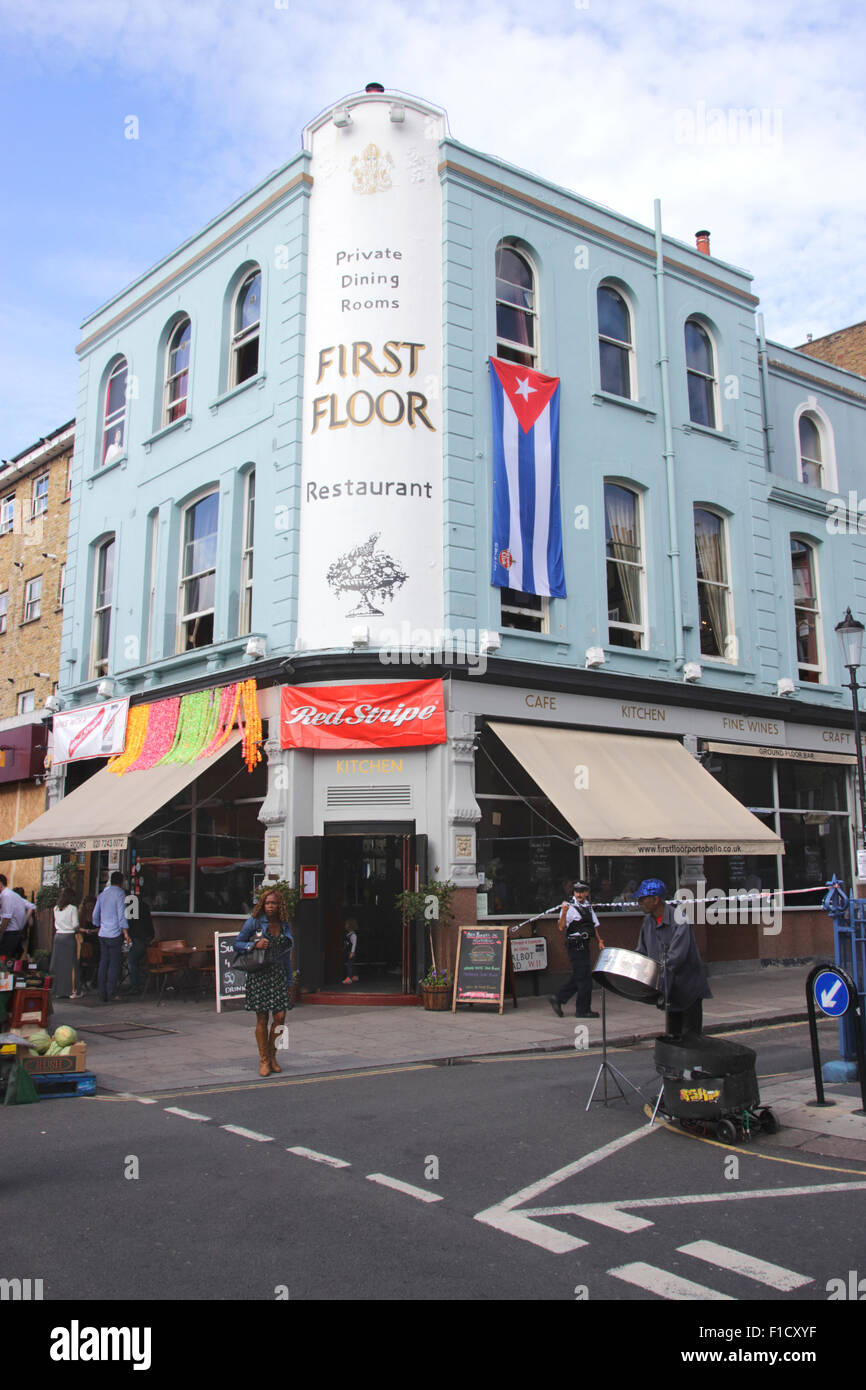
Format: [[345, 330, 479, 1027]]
[[488, 723, 784, 857], [704, 740, 856, 765], [14, 734, 242, 853]]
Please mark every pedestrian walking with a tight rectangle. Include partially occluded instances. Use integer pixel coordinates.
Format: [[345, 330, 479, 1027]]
[[0, 875, 36, 959], [76, 895, 99, 991], [634, 878, 712, 1036], [50, 888, 83, 998], [549, 880, 605, 1018], [125, 895, 154, 995], [234, 886, 295, 1077], [92, 872, 130, 1002]]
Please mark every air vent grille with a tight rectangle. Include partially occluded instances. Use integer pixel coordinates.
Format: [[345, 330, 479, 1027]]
[[326, 785, 412, 807]]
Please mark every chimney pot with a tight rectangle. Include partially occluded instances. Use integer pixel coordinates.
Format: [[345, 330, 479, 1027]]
[[695, 229, 711, 256], [365, 82, 385, 93]]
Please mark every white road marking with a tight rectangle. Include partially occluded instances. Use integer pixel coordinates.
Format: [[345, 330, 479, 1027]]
[[474, 1122, 660, 1253], [555, 1179, 866, 1231], [288, 1146, 351, 1169], [129, 1096, 158, 1104], [221, 1125, 273, 1142], [610, 1262, 735, 1301], [366, 1174, 443, 1203], [164, 1107, 211, 1122], [677, 1241, 812, 1292]]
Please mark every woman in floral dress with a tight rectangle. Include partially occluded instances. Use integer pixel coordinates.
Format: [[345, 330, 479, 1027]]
[[234, 887, 295, 1076]]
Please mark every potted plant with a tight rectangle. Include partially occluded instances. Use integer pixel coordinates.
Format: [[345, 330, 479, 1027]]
[[395, 878, 456, 1003], [419, 965, 453, 1011]]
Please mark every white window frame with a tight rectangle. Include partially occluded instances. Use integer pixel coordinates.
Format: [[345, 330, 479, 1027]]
[[17, 691, 35, 715], [604, 481, 647, 650], [178, 490, 219, 652], [102, 358, 128, 466], [0, 590, 7, 634], [91, 539, 115, 679], [23, 576, 42, 623], [694, 507, 736, 663], [794, 401, 837, 492], [230, 270, 262, 388], [597, 283, 636, 400], [1, 495, 16, 535], [57, 563, 67, 609], [30, 474, 49, 518], [495, 242, 539, 368], [499, 589, 549, 634], [240, 470, 255, 635], [163, 317, 191, 427], [685, 318, 720, 429], [790, 537, 824, 684]]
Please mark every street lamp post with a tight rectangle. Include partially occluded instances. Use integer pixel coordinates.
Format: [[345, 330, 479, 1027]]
[[835, 608, 866, 883]]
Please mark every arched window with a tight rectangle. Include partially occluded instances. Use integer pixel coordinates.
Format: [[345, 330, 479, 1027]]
[[102, 358, 128, 465], [597, 285, 633, 398], [495, 243, 538, 367], [791, 538, 822, 683], [694, 508, 734, 660], [685, 319, 717, 428], [91, 537, 115, 678], [798, 414, 823, 488], [178, 491, 218, 651], [231, 270, 262, 387], [604, 482, 645, 648], [164, 317, 191, 425]]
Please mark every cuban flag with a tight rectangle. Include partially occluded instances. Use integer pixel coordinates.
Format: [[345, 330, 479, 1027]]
[[489, 358, 566, 598]]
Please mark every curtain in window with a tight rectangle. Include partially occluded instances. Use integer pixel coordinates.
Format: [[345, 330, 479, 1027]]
[[605, 486, 641, 627], [694, 511, 728, 655]]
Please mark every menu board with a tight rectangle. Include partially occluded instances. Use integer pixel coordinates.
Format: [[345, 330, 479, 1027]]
[[453, 926, 509, 1014], [215, 931, 247, 1012]]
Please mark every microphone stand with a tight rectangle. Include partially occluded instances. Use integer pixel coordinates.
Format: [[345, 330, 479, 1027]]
[[586, 983, 646, 1110], [649, 944, 671, 1126]]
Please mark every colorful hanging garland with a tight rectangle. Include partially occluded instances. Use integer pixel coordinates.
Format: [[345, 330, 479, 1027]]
[[108, 680, 261, 775]]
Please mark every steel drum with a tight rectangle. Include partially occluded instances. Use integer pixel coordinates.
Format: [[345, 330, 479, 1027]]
[[593, 947, 661, 1004]]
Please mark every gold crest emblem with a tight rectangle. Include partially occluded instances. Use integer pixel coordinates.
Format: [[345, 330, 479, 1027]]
[[350, 143, 394, 195]]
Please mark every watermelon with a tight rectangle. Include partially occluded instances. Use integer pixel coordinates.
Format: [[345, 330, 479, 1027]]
[[28, 1030, 52, 1055], [52, 1025, 77, 1047]]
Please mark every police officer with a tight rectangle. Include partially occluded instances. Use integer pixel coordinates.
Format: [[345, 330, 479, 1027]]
[[634, 877, 712, 1036], [549, 880, 605, 1018]]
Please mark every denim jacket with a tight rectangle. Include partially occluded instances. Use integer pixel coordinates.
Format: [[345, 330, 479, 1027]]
[[234, 916, 295, 984]]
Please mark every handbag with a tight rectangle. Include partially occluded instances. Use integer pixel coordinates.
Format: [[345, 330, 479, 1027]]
[[231, 941, 269, 974]]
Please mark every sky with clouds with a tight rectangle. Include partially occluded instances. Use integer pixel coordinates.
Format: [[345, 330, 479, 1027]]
[[1, 0, 864, 457]]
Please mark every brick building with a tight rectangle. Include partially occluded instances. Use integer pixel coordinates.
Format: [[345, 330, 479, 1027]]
[[797, 321, 866, 378], [0, 421, 74, 896]]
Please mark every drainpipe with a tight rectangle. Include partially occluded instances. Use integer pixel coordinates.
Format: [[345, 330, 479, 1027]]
[[654, 200, 685, 665], [756, 312, 775, 473]]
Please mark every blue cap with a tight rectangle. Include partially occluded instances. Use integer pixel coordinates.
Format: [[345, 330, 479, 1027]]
[[636, 878, 667, 899]]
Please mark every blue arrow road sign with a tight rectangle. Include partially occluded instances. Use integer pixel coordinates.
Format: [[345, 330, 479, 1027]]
[[813, 970, 851, 1018]]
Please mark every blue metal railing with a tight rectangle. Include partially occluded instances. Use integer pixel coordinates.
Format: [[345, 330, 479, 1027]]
[[823, 876, 866, 1060]]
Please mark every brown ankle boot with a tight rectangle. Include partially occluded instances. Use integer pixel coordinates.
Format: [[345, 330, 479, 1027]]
[[268, 1022, 282, 1073], [255, 1018, 271, 1076]]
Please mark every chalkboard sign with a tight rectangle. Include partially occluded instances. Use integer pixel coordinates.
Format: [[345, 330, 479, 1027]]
[[453, 926, 513, 1014], [215, 931, 247, 1012]]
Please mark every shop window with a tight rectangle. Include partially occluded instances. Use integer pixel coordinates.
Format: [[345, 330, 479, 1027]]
[[495, 243, 538, 367], [605, 482, 645, 648], [231, 269, 262, 387], [791, 538, 823, 683], [178, 491, 218, 651], [163, 317, 191, 426], [500, 588, 548, 633], [102, 358, 128, 465], [685, 319, 718, 428], [597, 285, 634, 398], [91, 539, 115, 678], [694, 507, 734, 660]]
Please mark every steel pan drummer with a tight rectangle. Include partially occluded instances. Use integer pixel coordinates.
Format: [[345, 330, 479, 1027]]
[[634, 877, 711, 1036]]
